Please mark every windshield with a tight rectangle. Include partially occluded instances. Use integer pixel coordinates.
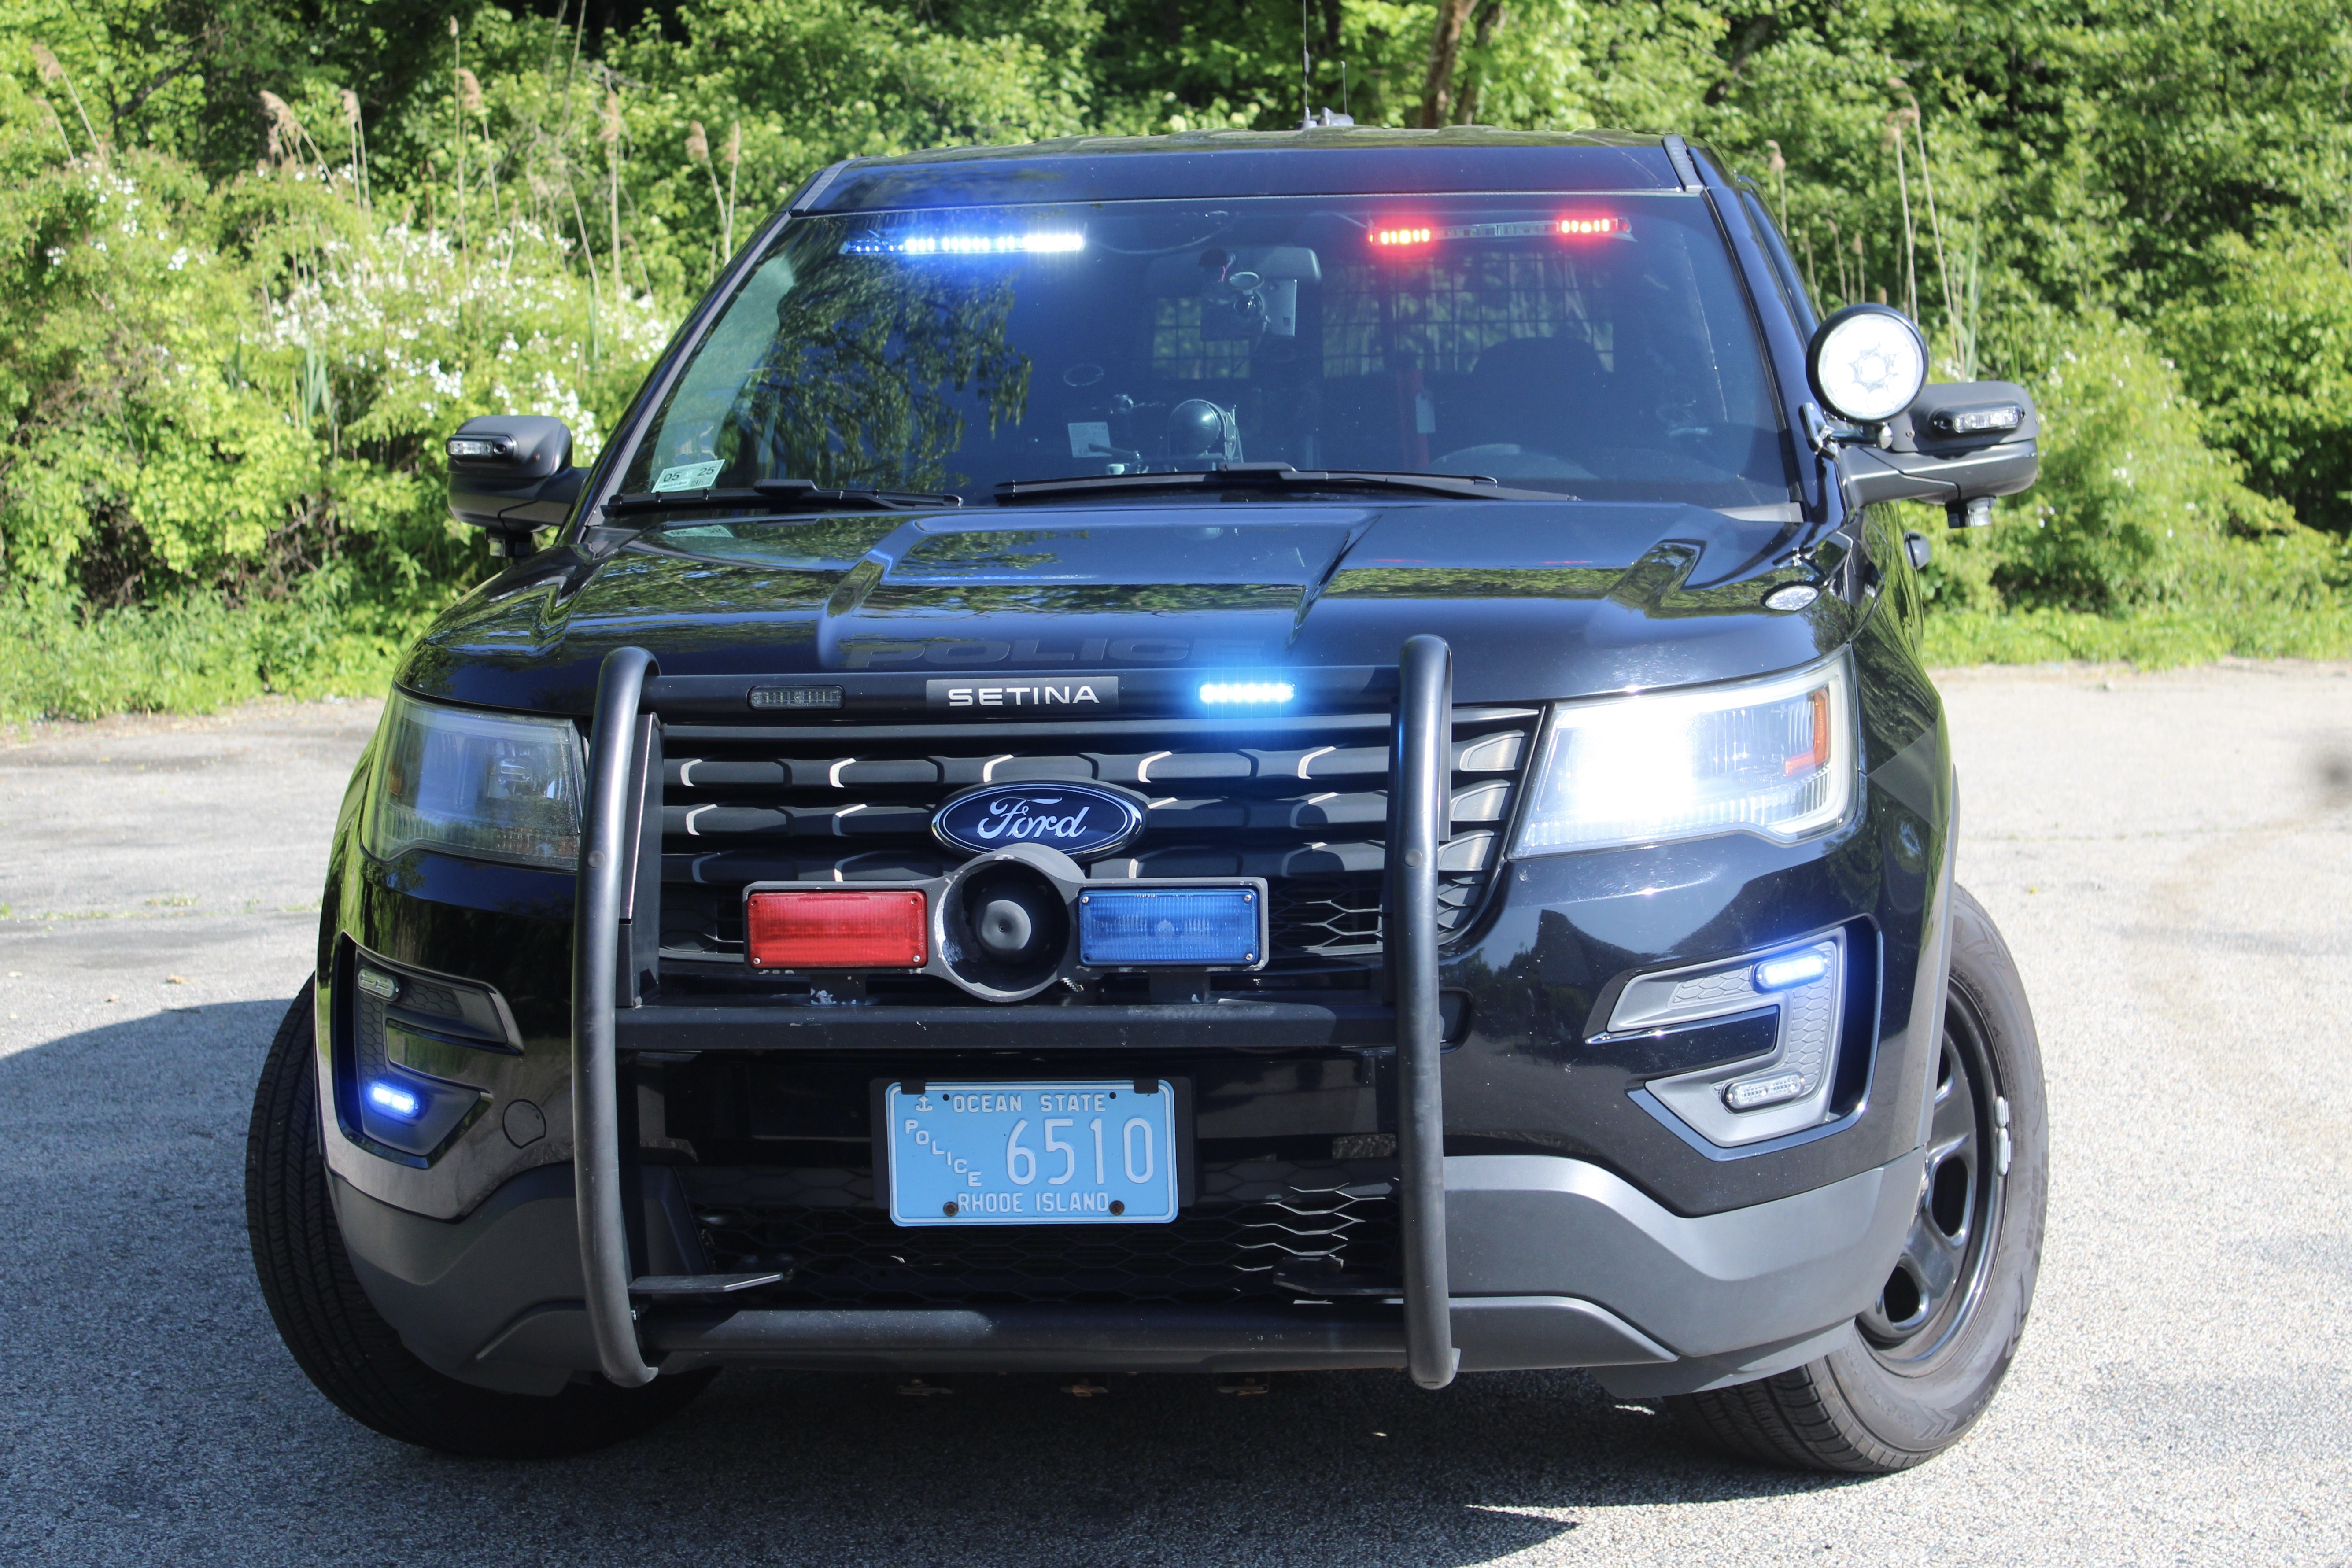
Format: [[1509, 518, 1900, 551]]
[[617, 193, 1796, 510]]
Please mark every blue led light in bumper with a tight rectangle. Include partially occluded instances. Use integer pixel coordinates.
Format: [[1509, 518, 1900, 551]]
[[366, 1081, 422, 1119], [1608, 933, 1849, 1152], [1753, 950, 1832, 992], [1078, 888, 1261, 966], [1199, 681, 1295, 706]]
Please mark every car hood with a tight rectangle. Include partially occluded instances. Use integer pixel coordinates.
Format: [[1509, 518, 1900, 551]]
[[398, 500, 1852, 712]]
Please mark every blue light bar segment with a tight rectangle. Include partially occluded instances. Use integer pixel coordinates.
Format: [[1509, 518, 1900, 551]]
[[366, 1081, 422, 1119], [1753, 950, 1831, 992], [1199, 681, 1294, 705], [1078, 888, 1261, 967], [842, 231, 1085, 257]]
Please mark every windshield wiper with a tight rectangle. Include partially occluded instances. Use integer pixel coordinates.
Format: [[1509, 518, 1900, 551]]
[[607, 478, 962, 517], [993, 464, 1559, 504]]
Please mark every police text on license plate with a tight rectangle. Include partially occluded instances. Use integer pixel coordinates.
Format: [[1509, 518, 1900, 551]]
[[884, 1080, 1179, 1227]]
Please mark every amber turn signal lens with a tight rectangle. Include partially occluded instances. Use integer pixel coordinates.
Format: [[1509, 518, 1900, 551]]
[[746, 890, 927, 968]]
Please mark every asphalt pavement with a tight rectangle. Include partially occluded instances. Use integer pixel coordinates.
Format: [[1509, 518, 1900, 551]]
[[2, 663, 2348, 1566]]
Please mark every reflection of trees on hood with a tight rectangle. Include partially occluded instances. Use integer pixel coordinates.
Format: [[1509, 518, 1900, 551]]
[[723, 257, 1030, 492]]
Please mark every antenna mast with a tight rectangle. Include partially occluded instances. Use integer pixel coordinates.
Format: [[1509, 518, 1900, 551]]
[[1302, 0, 1312, 125]]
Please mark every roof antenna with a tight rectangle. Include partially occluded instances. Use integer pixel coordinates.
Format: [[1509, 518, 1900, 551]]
[[1299, 2, 1355, 128], [1301, 0, 1311, 126]]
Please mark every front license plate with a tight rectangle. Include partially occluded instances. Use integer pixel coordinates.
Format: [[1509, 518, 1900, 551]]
[[884, 1080, 1179, 1227]]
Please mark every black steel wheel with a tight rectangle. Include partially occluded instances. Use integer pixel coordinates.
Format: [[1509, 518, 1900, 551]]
[[1666, 886, 2048, 1473], [245, 981, 712, 1457], [1856, 1001, 2005, 1363]]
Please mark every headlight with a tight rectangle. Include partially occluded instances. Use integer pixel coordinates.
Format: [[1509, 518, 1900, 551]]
[[365, 691, 585, 868], [1511, 656, 1855, 856]]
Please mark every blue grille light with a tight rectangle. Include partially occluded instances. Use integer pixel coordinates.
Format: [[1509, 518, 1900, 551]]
[[367, 1081, 422, 1119], [1078, 888, 1261, 967], [1199, 681, 1295, 706], [1753, 950, 1832, 992]]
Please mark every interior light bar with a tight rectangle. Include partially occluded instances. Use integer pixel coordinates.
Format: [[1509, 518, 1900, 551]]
[[1199, 681, 1295, 705], [844, 232, 1086, 257], [1373, 218, 1630, 248], [746, 889, 928, 968]]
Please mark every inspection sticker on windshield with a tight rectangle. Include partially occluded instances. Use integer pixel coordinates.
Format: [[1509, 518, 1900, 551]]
[[650, 459, 725, 492], [884, 1080, 1178, 1227]]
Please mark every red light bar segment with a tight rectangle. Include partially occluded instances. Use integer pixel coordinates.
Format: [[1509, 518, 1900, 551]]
[[1373, 218, 1627, 249], [746, 889, 928, 968]]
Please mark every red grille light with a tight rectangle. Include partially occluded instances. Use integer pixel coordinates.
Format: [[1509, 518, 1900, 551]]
[[747, 889, 928, 968]]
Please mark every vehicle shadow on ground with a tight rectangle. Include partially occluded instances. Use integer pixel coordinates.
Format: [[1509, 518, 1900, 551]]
[[2, 1002, 1859, 1568]]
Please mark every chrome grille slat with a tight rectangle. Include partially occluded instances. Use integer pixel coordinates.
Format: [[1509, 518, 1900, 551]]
[[656, 707, 1537, 963]]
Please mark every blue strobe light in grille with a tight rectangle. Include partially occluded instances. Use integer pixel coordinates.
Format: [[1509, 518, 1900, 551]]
[[1078, 887, 1263, 967]]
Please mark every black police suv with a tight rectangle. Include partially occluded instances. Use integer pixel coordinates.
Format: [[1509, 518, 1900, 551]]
[[246, 128, 2048, 1473]]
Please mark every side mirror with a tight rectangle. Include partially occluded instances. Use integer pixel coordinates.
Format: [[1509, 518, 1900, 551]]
[[447, 415, 584, 556], [1841, 381, 2041, 527]]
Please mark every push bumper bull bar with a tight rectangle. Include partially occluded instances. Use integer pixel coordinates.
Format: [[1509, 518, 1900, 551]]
[[569, 640, 1460, 1389]]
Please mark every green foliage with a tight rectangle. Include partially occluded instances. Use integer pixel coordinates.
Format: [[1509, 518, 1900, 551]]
[[1, 0, 2351, 721], [1923, 604, 2352, 670], [2163, 230, 2352, 537], [1936, 314, 2300, 612], [0, 78, 676, 609], [0, 581, 422, 722]]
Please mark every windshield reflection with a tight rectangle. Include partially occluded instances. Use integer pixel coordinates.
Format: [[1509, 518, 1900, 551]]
[[619, 194, 1797, 510]]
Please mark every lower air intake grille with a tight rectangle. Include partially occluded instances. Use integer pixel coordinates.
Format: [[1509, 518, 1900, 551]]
[[681, 1159, 1399, 1306]]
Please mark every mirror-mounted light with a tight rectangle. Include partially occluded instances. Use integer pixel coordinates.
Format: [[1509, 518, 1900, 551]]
[[447, 414, 570, 477], [1806, 304, 1928, 426], [1928, 403, 2023, 438], [446, 414, 580, 556]]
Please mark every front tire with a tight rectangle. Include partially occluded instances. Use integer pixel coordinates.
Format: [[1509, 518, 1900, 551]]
[[244, 980, 711, 1458], [1666, 886, 2048, 1473]]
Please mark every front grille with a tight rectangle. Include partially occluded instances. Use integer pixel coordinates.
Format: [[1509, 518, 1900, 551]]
[[681, 1158, 1399, 1306], [656, 706, 1537, 966]]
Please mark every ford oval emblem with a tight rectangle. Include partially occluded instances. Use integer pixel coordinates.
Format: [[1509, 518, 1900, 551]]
[[930, 782, 1147, 861]]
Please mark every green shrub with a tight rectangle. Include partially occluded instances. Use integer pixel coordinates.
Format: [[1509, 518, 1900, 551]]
[[2, 0, 2351, 718], [1919, 310, 2350, 656], [2163, 230, 2352, 538]]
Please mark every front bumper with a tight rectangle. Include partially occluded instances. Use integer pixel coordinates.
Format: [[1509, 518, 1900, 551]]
[[333, 1144, 1921, 1395], [318, 620, 1953, 1396]]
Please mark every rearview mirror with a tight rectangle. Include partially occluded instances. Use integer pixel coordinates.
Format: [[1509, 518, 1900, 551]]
[[1838, 381, 2040, 527], [447, 415, 584, 556]]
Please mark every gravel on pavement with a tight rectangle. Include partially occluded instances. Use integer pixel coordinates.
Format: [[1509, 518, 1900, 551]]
[[2, 663, 2348, 1567]]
